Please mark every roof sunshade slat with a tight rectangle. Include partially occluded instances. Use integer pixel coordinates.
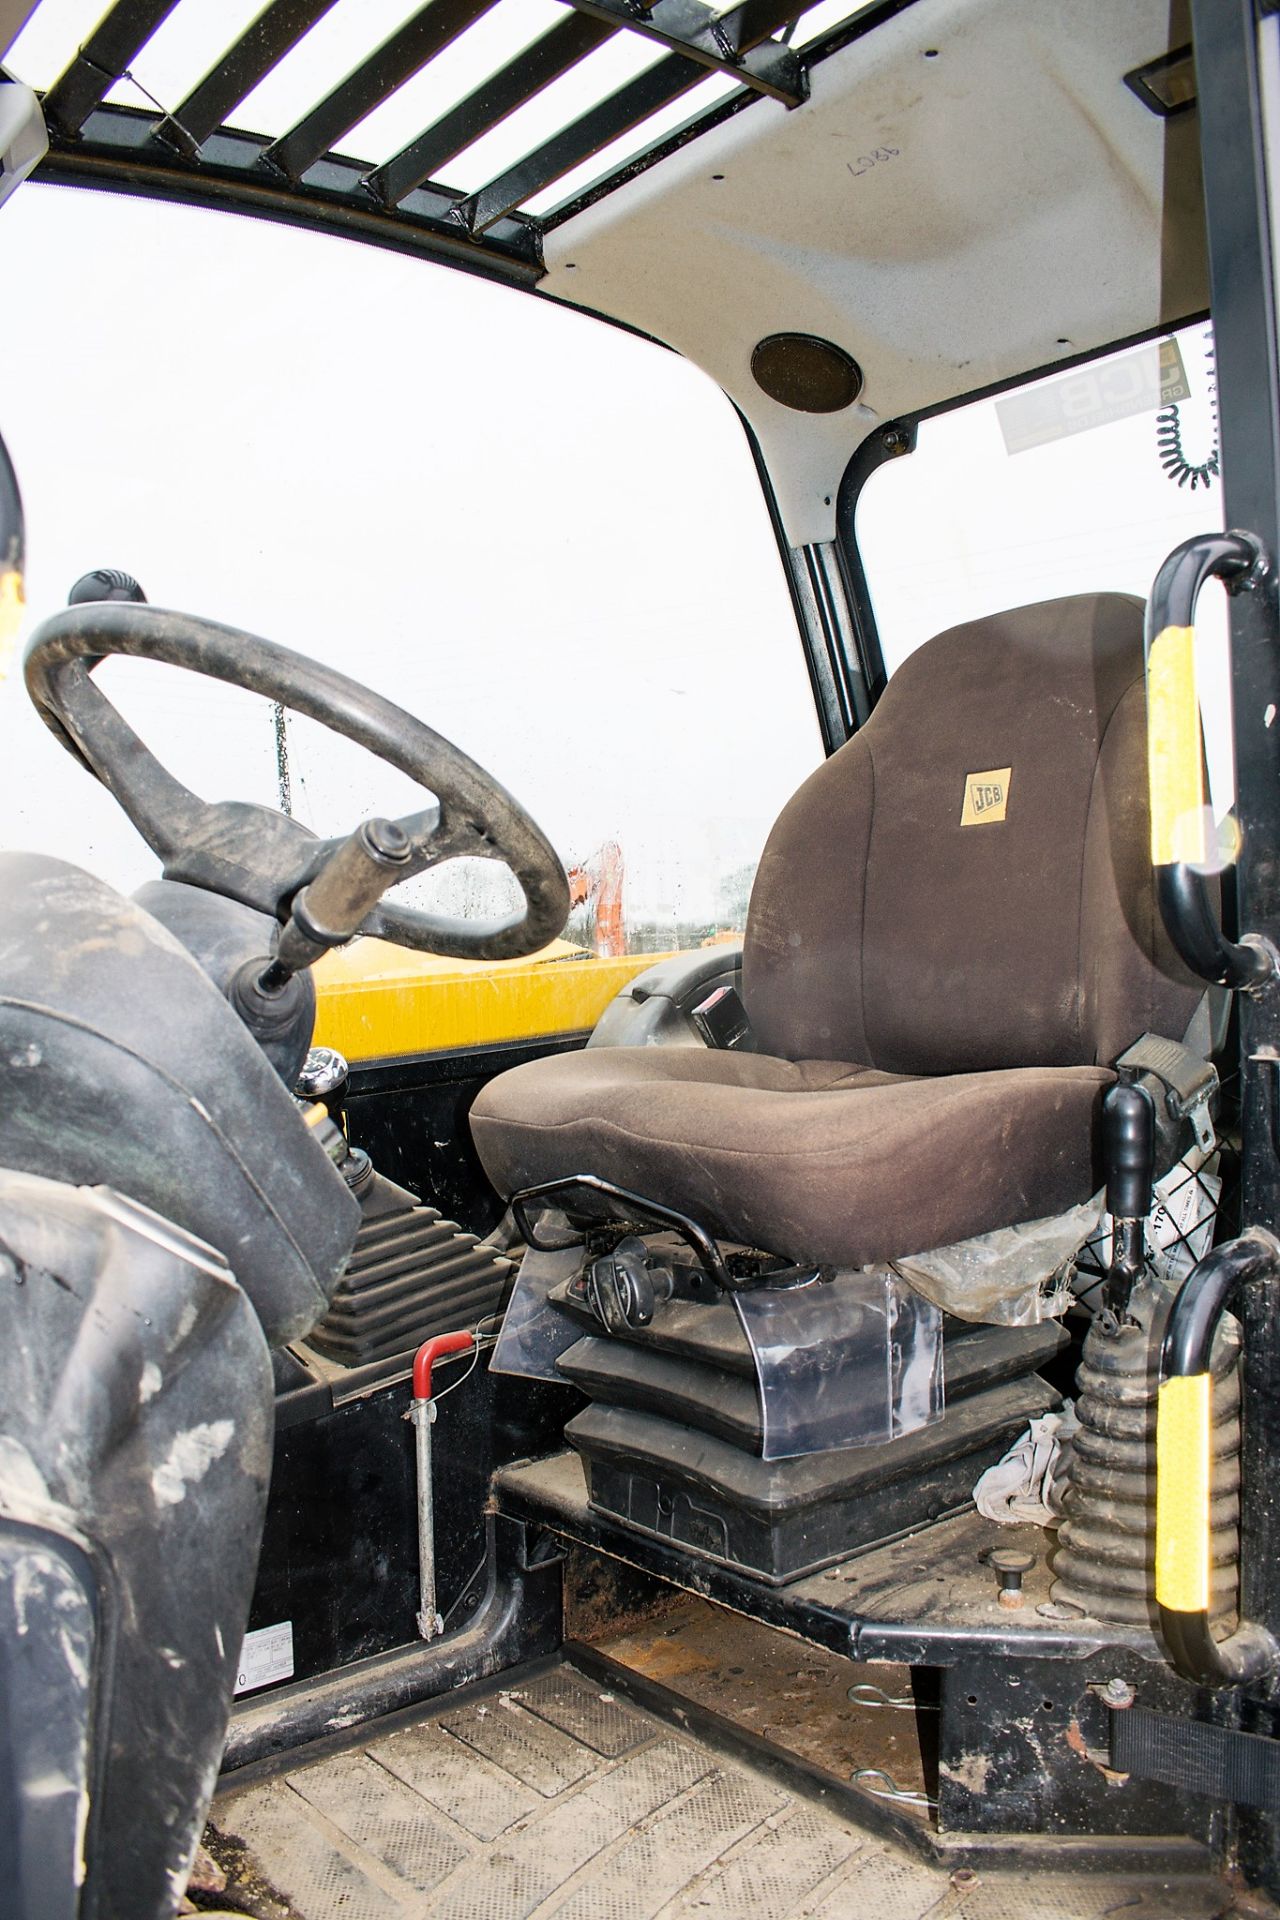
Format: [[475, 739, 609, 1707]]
[[157, 0, 342, 155], [263, 0, 498, 183], [453, 0, 805, 235], [29, 0, 827, 280], [369, 11, 614, 208], [559, 0, 803, 105], [42, 0, 182, 135]]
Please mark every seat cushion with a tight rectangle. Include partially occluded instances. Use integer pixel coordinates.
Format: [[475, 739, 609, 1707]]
[[470, 1045, 1111, 1269]]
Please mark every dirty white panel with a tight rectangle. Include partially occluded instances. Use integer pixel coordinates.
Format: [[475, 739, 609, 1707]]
[[545, 0, 1203, 545]]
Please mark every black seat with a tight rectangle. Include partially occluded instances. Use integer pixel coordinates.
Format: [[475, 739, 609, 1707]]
[[471, 594, 1202, 1275]]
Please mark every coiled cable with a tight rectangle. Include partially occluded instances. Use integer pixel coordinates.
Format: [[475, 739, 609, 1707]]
[[1156, 328, 1220, 491]]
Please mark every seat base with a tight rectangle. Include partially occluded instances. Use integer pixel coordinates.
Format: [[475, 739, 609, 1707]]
[[563, 1320, 1067, 1583]]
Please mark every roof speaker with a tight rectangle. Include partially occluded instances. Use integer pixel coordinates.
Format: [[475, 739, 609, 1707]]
[[750, 333, 863, 412]]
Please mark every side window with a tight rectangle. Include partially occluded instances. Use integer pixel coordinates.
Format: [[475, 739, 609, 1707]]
[[854, 325, 1232, 811], [0, 187, 822, 964]]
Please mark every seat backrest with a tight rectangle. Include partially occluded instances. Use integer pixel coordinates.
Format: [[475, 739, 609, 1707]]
[[743, 593, 1203, 1074]]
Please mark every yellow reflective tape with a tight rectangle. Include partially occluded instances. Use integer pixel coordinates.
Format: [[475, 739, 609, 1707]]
[[0, 567, 23, 685], [1147, 623, 1206, 866], [1155, 1372, 1213, 1613]]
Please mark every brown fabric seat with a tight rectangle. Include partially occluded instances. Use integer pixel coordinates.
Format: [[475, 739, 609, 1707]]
[[472, 594, 1203, 1269]]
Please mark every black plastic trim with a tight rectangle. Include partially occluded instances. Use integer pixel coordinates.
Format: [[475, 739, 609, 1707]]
[[36, 114, 544, 284], [1124, 44, 1197, 119], [223, 1515, 563, 1770], [834, 419, 915, 706]]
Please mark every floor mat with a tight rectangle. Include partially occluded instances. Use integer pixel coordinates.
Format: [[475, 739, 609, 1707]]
[[208, 1663, 1227, 1920]]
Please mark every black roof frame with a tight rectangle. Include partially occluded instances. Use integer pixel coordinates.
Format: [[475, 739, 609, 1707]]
[[30, 0, 913, 283]]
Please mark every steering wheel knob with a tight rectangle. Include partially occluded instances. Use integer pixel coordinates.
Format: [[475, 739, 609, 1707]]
[[67, 568, 147, 605]]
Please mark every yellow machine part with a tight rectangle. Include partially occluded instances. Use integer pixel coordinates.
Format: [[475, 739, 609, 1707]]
[[312, 936, 665, 1063]]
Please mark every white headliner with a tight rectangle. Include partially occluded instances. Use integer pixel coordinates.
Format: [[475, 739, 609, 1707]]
[[545, 0, 1206, 545]]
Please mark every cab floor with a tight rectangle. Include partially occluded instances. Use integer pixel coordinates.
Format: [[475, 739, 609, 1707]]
[[207, 1663, 1230, 1920]]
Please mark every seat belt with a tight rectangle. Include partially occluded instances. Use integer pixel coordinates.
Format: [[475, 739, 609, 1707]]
[[1116, 997, 1220, 1158]]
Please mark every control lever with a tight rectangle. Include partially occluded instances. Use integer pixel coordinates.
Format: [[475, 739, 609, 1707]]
[[262, 816, 412, 986], [295, 1044, 350, 1123], [1101, 1078, 1156, 1327], [409, 1331, 476, 1641], [230, 817, 411, 1043]]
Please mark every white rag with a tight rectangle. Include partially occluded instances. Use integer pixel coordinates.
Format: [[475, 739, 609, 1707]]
[[973, 1403, 1079, 1527]]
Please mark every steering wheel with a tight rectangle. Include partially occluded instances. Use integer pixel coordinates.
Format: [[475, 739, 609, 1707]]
[[23, 602, 570, 962]]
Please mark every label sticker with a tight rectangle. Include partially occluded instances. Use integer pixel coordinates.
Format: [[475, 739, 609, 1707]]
[[996, 338, 1190, 455], [234, 1620, 294, 1695], [960, 767, 1011, 826]]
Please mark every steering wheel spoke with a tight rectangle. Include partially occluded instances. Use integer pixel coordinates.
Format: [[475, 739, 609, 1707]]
[[23, 603, 570, 964], [162, 799, 325, 916], [40, 659, 208, 860]]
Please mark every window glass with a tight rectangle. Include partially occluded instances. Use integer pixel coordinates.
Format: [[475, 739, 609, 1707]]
[[0, 185, 821, 958], [855, 324, 1233, 812]]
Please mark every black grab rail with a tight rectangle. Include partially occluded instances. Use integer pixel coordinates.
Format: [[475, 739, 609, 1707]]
[[1157, 1229, 1280, 1686], [1144, 530, 1278, 992]]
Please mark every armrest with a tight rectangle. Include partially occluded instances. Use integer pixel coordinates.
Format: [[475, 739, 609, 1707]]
[[587, 945, 743, 1049]]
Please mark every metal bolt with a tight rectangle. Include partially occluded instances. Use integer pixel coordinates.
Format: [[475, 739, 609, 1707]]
[[1099, 1677, 1136, 1709], [882, 426, 909, 454], [990, 1549, 1036, 1608], [950, 1867, 980, 1892]]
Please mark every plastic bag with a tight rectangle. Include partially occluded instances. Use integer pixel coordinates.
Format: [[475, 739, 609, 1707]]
[[886, 1196, 1104, 1327]]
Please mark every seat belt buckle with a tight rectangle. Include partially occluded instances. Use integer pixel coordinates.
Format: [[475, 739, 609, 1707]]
[[691, 983, 756, 1051]]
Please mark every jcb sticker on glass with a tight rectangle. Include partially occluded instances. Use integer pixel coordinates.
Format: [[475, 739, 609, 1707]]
[[960, 767, 1012, 826], [996, 339, 1190, 455]]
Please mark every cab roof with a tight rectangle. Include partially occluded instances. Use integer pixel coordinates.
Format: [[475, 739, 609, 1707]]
[[6, 0, 1207, 540]]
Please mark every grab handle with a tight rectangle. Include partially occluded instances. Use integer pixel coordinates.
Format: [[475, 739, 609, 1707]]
[[1144, 530, 1278, 991], [1156, 1229, 1280, 1685]]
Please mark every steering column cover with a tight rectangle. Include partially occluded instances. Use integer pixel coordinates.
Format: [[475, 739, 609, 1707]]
[[0, 854, 359, 1346]]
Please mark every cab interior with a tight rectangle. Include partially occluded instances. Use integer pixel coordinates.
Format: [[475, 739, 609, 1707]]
[[2, 2, 1279, 1916]]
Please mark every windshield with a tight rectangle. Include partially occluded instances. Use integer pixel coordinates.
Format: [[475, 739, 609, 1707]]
[[0, 183, 821, 957]]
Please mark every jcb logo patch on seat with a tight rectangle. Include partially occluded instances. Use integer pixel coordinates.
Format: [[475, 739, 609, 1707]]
[[960, 767, 1012, 825]]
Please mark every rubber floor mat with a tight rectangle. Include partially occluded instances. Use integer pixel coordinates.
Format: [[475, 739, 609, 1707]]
[[210, 1662, 1229, 1919]]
